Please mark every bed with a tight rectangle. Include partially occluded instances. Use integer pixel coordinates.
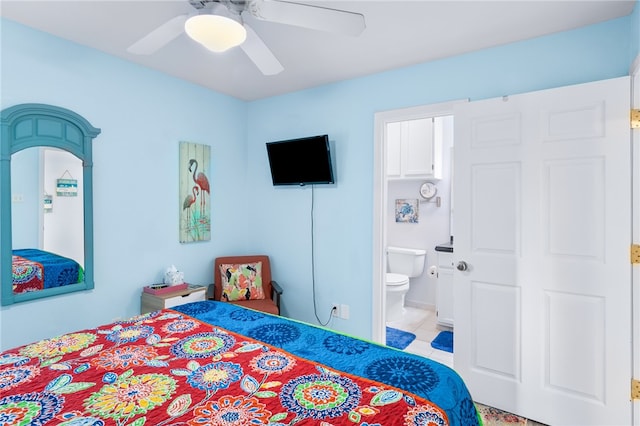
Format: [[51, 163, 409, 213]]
[[0, 301, 480, 425], [11, 248, 83, 293]]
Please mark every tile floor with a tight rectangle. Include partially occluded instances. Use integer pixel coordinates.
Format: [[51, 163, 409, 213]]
[[387, 305, 453, 367], [388, 305, 547, 426]]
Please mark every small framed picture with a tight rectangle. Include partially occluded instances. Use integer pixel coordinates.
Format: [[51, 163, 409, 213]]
[[395, 199, 419, 223]]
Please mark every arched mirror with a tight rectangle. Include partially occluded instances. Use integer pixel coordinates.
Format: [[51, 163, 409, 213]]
[[1, 104, 100, 305]]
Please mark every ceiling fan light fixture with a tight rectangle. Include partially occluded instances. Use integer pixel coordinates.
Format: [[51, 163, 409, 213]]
[[185, 11, 246, 53]]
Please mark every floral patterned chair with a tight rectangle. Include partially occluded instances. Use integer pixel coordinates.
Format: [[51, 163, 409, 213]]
[[212, 255, 282, 315]]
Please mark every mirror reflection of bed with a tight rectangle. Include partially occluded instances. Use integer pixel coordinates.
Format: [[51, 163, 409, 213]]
[[11, 147, 84, 294]]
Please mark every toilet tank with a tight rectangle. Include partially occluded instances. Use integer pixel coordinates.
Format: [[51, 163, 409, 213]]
[[387, 246, 427, 277]]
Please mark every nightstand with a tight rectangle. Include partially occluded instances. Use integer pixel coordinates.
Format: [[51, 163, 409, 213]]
[[140, 284, 206, 314]]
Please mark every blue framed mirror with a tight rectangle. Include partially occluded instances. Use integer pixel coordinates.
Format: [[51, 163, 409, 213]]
[[1, 104, 100, 305]]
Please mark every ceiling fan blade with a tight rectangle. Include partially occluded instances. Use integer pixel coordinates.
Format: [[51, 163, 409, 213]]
[[127, 14, 188, 55], [250, 0, 365, 36], [240, 24, 284, 75]]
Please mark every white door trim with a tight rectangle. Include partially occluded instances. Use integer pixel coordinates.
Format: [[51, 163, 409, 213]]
[[372, 99, 467, 344], [630, 55, 640, 426]]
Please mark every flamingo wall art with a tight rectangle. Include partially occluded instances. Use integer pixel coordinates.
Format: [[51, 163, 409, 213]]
[[179, 142, 211, 243]]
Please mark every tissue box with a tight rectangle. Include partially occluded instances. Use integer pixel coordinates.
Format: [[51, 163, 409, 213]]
[[164, 271, 184, 285], [144, 283, 188, 295]]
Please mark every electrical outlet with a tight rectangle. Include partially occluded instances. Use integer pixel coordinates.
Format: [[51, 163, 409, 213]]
[[330, 304, 349, 319], [331, 304, 340, 317]]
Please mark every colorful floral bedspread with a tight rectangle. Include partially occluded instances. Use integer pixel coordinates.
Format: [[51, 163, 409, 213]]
[[176, 301, 479, 426], [11, 254, 44, 293], [12, 248, 82, 294], [0, 303, 476, 425]]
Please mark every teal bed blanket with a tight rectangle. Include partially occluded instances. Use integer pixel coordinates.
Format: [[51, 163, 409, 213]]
[[173, 300, 479, 425]]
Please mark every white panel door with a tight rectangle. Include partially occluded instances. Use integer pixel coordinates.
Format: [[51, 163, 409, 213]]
[[453, 77, 631, 426]]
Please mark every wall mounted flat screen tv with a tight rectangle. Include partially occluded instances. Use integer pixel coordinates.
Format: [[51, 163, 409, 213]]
[[266, 135, 335, 186]]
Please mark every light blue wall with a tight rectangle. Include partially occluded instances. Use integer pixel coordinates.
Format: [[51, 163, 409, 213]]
[[0, 11, 636, 349], [245, 16, 633, 335], [10, 148, 40, 248], [1, 19, 249, 350]]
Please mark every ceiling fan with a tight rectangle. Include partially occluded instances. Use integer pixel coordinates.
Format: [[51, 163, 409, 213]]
[[127, 0, 366, 76]]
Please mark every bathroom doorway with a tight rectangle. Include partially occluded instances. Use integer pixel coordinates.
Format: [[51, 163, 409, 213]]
[[372, 100, 463, 356]]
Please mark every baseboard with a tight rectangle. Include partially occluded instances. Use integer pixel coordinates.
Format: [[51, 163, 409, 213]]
[[405, 300, 435, 311]]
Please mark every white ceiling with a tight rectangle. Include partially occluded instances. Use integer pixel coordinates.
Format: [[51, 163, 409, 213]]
[[1, 0, 635, 101]]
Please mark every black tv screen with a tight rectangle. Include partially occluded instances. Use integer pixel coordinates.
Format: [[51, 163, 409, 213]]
[[266, 135, 335, 186]]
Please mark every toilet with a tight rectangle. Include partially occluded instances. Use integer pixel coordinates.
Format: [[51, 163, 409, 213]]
[[386, 246, 427, 322]]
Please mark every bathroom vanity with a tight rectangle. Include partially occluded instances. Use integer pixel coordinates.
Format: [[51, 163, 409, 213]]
[[435, 240, 454, 327]]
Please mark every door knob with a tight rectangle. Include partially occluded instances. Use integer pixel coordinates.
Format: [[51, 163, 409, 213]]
[[456, 261, 468, 271]]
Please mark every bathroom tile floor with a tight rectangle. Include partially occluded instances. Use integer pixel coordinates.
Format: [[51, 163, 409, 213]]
[[388, 306, 547, 426], [387, 305, 453, 367]]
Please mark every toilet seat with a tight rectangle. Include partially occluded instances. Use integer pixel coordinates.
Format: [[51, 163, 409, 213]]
[[386, 273, 409, 287]]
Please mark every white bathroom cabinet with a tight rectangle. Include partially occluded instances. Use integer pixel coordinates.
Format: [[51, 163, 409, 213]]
[[436, 251, 454, 327], [386, 117, 444, 180]]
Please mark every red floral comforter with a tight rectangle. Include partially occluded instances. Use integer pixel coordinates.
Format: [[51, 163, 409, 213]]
[[11, 254, 44, 293], [0, 309, 448, 425]]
